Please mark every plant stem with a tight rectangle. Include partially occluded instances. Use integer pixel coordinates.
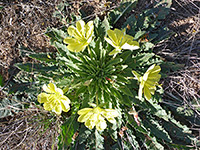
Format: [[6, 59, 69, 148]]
[[96, 91, 98, 106]]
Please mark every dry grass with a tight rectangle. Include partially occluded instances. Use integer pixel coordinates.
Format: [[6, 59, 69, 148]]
[[0, 104, 61, 150]]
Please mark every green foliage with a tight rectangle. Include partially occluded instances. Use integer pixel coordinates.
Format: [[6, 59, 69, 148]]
[[0, 5, 3, 10], [58, 114, 79, 149], [0, 74, 4, 86], [108, 0, 138, 26]]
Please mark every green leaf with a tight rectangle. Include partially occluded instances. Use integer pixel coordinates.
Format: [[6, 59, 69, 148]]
[[105, 58, 123, 68], [119, 85, 133, 97], [95, 129, 104, 150], [162, 120, 193, 145], [134, 30, 146, 40], [143, 115, 171, 143], [58, 115, 79, 149], [126, 112, 148, 134], [94, 16, 110, 44], [116, 74, 130, 84], [141, 42, 154, 51], [54, 42, 81, 63], [0, 74, 4, 86], [45, 28, 68, 44], [92, 38, 102, 60], [0, 98, 22, 118], [147, 99, 170, 121], [133, 53, 155, 67], [78, 126, 92, 144], [15, 63, 58, 73], [76, 85, 87, 96], [0, 6, 4, 10], [145, 136, 164, 150], [28, 53, 57, 64], [154, 0, 172, 8], [108, 1, 138, 26]]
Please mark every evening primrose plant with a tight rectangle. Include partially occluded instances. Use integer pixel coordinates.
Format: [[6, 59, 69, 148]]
[[12, 1, 197, 149]]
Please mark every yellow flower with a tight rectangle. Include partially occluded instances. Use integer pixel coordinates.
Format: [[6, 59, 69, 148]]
[[77, 107, 119, 131], [105, 28, 139, 55], [63, 20, 94, 52], [132, 64, 161, 100], [38, 83, 70, 115]]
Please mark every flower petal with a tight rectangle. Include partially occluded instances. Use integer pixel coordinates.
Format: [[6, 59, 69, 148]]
[[86, 21, 94, 39], [68, 26, 82, 39], [85, 119, 95, 130], [121, 41, 140, 50], [78, 108, 93, 115], [76, 20, 86, 36], [107, 29, 118, 44], [44, 102, 53, 111], [54, 103, 62, 115], [78, 111, 93, 122], [42, 83, 56, 93], [60, 99, 70, 112], [106, 117, 116, 124], [67, 42, 87, 52], [138, 83, 143, 100], [38, 93, 49, 103], [114, 29, 124, 44], [144, 86, 152, 100], [96, 119, 107, 131], [105, 37, 117, 48], [103, 109, 119, 118], [63, 37, 78, 44]]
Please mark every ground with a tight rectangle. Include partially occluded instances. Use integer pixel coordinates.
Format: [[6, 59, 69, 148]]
[[0, 0, 199, 149]]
